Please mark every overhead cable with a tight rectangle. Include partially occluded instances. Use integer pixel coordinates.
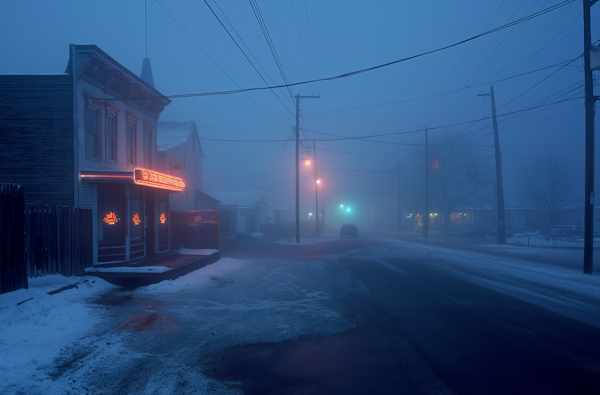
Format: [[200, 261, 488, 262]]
[[166, 0, 575, 99], [200, 96, 581, 143]]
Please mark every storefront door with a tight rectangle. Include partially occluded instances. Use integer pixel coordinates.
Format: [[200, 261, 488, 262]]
[[145, 192, 156, 257]]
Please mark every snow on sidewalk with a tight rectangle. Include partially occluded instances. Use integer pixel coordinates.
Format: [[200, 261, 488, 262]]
[[0, 275, 117, 392]]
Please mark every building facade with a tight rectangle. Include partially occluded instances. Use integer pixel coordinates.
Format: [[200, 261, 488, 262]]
[[0, 44, 183, 264], [211, 190, 272, 234], [156, 121, 204, 210]]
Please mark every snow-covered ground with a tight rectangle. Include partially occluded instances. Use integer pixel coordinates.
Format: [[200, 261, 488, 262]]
[[0, 276, 117, 393], [2, 238, 598, 394], [275, 230, 341, 245], [0, 256, 366, 394]]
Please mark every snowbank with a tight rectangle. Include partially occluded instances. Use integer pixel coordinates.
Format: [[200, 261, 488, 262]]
[[85, 266, 170, 273], [176, 248, 219, 256], [138, 257, 246, 293], [0, 275, 116, 391]]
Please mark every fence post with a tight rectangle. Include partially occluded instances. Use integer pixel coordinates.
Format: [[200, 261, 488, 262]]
[[0, 183, 27, 294]]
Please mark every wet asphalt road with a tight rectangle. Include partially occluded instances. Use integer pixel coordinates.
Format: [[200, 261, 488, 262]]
[[205, 234, 600, 395]]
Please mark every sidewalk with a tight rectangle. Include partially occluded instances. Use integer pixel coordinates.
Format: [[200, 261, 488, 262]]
[[85, 249, 221, 288]]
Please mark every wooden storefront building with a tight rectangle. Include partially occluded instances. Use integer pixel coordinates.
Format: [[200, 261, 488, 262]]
[[0, 44, 185, 264]]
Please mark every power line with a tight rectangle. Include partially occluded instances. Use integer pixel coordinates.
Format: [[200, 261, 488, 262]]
[[199, 96, 582, 144], [202, 0, 294, 115], [317, 147, 493, 159], [289, 0, 311, 89], [248, 0, 295, 100], [269, 0, 297, 83], [154, 0, 290, 131], [165, 1, 575, 99], [412, 0, 509, 129], [190, 56, 579, 130], [204, 133, 293, 178], [498, 62, 573, 110]]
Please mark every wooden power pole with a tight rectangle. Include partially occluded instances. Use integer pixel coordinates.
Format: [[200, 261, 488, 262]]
[[398, 161, 402, 235], [295, 94, 319, 243], [583, 0, 596, 274], [313, 140, 319, 236], [479, 86, 506, 245], [424, 127, 429, 238]]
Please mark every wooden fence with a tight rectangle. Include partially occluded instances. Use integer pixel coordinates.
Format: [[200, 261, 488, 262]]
[[25, 205, 93, 278], [1, 183, 27, 294], [172, 210, 220, 250]]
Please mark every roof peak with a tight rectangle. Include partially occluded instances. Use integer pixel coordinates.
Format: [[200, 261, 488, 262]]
[[140, 57, 155, 88]]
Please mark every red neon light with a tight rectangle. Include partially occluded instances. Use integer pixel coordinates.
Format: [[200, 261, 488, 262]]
[[192, 210, 219, 223], [103, 211, 119, 225], [134, 168, 185, 191], [81, 174, 132, 179], [160, 213, 166, 224], [132, 213, 141, 226]]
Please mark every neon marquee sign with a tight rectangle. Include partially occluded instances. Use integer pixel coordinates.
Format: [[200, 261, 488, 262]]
[[134, 167, 185, 192]]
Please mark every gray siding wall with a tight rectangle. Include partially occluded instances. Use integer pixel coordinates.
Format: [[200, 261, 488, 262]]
[[0, 75, 75, 205], [166, 134, 202, 210], [75, 77, 158, 209]]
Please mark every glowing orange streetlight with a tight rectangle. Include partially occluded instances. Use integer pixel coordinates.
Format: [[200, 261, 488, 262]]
[[316, 179, 321, 184], [305, 160, 311, 166]]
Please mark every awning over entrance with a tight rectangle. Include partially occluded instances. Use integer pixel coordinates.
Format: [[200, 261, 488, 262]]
[[80, 167, 185, 192]]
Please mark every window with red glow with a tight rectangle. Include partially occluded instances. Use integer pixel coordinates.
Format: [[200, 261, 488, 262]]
[[98, 185, 125, 244]]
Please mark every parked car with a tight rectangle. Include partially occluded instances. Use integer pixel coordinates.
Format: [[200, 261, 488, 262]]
[[340, 224, 358, 238], [549, 225, 584, 238], [459, 227, 491, 238]]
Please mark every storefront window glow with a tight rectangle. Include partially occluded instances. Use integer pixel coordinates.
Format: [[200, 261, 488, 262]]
[[103, 211, 119, 225]]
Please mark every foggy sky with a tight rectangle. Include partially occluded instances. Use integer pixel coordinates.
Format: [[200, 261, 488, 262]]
[[1, 0, 596, 222]]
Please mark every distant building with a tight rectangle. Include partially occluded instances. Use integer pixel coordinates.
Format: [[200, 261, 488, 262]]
[[156, 121, 206, 210], [0, 44, 181, 264], [211, 190, 273, 234]]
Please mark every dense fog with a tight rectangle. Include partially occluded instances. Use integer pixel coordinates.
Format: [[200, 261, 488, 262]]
[[1, 0, 594, 232]]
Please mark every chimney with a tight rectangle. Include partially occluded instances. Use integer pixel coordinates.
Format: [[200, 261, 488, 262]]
[[140, 57, 155, 88]]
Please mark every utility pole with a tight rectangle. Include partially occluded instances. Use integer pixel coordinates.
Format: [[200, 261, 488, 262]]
[[424, 127, 429, 238], [295, 94, 320, 243], [479, 86, 506, 245], [322, 193, 325, 229], [313, 140, 319, 236], [583, 0, 596, 274], [398, 161, 402, 235]]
